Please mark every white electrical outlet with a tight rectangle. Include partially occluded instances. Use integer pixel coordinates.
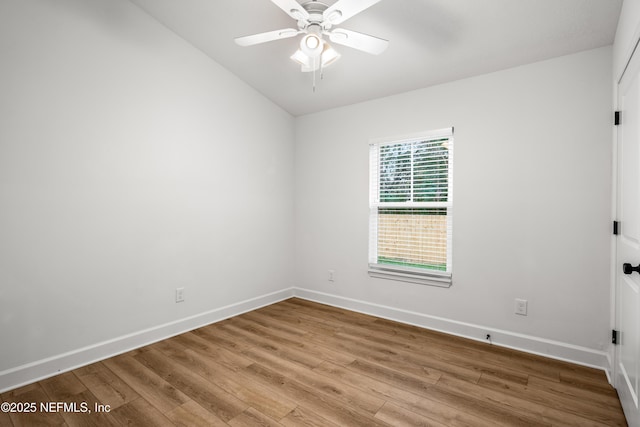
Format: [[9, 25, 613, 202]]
[[176, 287, 185, 303], [515, 298, 527, 316], [328, 270, 335, 282]]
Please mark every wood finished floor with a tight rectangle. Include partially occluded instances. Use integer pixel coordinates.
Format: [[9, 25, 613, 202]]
[[1, 298, 627, 426]]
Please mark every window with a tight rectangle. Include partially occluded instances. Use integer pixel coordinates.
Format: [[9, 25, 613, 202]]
[[368, 128, 453, 287]]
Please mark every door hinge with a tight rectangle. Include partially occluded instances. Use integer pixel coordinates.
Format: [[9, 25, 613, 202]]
[[613, 221, 620, 235], [615, 111, 621, 126], [612, 329, 619, 345]]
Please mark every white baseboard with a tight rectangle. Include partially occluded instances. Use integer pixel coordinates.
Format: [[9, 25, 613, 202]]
[[604, 350, 614, 385], [0, 288, 294, 393], [293, 287, 610, 372], [1, 286, 611, 393]]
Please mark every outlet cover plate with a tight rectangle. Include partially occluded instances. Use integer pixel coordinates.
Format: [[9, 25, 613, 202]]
[[176, 287, 185, 303], [515, 298, 527, 316]]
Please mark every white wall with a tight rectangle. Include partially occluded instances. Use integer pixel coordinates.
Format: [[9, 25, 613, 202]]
[[0, 0, 294, 384], [294, 47, 613, 363], [0, 0, 617, 390]]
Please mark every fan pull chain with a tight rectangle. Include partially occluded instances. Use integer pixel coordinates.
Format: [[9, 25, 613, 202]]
[[312, 57, 317, 92]]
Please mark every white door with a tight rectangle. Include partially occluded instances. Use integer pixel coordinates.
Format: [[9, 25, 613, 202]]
[[616, 45, 640, 427]]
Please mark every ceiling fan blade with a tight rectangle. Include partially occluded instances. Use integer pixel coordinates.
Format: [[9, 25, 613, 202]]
[[270, 0, 309, 21], [328, 29, 388, 55], [323, 0, 382, 25], [235, 28, 299, 47]]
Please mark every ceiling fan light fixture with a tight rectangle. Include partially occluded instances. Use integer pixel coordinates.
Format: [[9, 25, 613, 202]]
[[291, 40, 341, 72], [321, 43, 340, 67], [291, 49, 320, 72], [300, 33, 323, 57], [290, 49, 311, 67]]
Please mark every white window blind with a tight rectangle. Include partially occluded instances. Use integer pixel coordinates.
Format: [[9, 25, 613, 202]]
[[369, 128, 453, 287]]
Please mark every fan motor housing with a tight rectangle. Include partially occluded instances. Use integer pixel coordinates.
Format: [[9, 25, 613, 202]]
[[301, 1, 330, 28], [302, 1, 330, 14]]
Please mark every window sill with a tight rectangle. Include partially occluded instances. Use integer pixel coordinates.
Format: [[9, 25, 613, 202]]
[[368, 264, 452, 288]]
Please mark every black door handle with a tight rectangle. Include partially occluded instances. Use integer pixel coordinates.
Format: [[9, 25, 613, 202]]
[[623, 263, 640, 274]]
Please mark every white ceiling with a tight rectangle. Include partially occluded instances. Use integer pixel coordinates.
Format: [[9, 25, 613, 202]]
[[130, 0, 622, 116]]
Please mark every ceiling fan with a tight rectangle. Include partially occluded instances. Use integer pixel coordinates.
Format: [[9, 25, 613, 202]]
[[235, 0, 388, 73]]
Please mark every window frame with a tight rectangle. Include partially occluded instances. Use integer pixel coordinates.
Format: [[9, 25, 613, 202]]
[[368, 127, 454, 287]]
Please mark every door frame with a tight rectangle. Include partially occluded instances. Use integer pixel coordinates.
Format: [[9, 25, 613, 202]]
[[612, 30, 640, 426], [612, 20, 640, 384]]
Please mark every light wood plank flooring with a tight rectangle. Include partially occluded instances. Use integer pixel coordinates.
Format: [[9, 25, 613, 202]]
[[1, 298, 627, 426]]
